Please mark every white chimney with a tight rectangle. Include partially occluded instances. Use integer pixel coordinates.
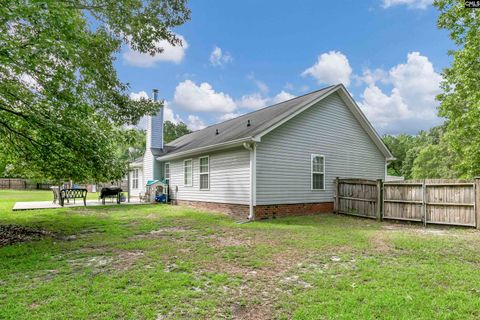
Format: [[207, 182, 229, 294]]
[[143, 89, 164, 182], [146, 89, 164, 150]]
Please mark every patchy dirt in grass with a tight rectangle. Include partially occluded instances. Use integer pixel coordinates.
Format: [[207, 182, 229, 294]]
[[68, 248, 145, 273], [130, 226, 191, 240], [149, 226, 190, 235], [0, 224, 53, 247], [231, 303, 273, 320], [199, 242, 310, 319], [203, 230, 259, 249], [381, 223, 461, 237], [370, 232, 394, 252], [126, 224, 365, 319]]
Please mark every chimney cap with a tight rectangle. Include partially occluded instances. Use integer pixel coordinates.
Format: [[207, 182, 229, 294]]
[[152, 88, 159, 93]]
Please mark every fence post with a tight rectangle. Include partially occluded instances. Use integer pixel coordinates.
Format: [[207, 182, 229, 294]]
[[376, 179, 383, 221], [334, 177, 340, 214], [422, 179, 427, 227], [475, 177, 480, 229]]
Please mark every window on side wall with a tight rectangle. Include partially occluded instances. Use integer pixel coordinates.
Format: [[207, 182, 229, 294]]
[[184, 159, 192, 186], [164, 163, 170, 184], [311, 154, 325, 190], [133, 169, 139, 189], [199, 156, 209, 190]]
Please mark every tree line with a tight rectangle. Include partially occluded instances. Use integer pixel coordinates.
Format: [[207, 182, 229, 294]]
[[382, 125, 458, 179]]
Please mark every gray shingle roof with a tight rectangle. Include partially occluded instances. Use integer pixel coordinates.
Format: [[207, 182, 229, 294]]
[[161, 85, 337, 158]]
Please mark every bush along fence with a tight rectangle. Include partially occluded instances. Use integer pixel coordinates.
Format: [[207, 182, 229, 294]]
[[334, 178, 480, 228]]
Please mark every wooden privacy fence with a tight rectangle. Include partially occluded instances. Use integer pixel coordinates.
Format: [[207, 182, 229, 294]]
[[334, 178, 480, 228], [334, 179, 382, 220]]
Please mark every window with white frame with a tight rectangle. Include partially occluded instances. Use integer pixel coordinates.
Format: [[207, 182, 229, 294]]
[[132, 169, 139, 189], [164, 163, 170, 184], [184, 159, 192, 186], [199, 156, 209, 190], [311, 155, 325, 190]]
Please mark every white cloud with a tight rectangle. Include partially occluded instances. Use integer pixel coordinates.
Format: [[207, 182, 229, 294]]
[[302, 51, 352, 86], [173, 80, 237, 113], [129, 91, 149, 100], [237, 91, 296, 110], [255, 81, 269, 94], [355, 68, 388, 86], [163, 101, 183, 124], [186, 115, 206, 131], [272, 91, 296, 104], [218, 112, 243, 122], [359, 52, 443, 134], [209, 46, 233, 67], [123, 34, 188, 67], [237, 93, 268, 109], [382, 0, 432, 9], [247, 74, 269, 94]]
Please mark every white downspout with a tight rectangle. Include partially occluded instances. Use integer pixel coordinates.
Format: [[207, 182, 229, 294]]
[[243, 142, 256, 220]]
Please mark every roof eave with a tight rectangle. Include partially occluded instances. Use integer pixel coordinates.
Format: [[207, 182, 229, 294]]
[[156, 137, 255, 161]]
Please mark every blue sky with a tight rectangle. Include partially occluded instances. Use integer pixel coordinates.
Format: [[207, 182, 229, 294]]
[[116, 0, 452, 135]]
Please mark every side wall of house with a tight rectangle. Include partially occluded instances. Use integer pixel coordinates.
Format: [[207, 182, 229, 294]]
[[167, 147, 251, 205], [255, 92, 386, 205]]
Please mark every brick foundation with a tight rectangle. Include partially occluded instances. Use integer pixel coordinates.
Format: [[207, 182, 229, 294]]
[[175, 199, 333, 220], [175, 200, 249, 220], [254, 202, 333, 219]]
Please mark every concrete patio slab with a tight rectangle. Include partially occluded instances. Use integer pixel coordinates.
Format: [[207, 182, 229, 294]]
[[13, 199, 147, 211]]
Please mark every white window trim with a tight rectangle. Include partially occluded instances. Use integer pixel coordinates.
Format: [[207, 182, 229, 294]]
[[164, 162, 170, 184], [183, 159, 193, 187], [132, 169, 139, 189], [199, 156, 210, 191], [311, 154, 325, 191]]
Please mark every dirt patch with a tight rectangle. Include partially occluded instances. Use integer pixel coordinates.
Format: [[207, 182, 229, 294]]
[[0, 224, 53, 247], [149, 227, 190, 235], [206, 232, 254, 248], [201, 247, 307, 319], [370, 232, 394, 252], [131, 226, 191, 240], [382, 223, 453, 236], [68, 249, 145, 273], [232, 303, 273, 320]]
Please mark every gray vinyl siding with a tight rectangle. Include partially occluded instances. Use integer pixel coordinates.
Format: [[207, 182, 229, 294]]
[[167, 147, 250, 204], [256, 92, 386, 205]]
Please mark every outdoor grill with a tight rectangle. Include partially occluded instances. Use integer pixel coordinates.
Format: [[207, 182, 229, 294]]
[[99, 187, 123, 204]]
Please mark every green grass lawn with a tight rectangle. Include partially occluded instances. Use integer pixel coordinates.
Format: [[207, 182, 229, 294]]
[[2, 190, 480, 319]]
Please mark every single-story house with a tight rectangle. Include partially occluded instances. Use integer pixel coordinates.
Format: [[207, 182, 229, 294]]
[[129, 84, 394, 220]]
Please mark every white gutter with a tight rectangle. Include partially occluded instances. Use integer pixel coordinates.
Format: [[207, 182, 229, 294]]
[[156, 137, 256, 161], [243, 142, 256, 220]]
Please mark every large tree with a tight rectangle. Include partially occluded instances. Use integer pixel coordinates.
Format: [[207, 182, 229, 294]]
[[0, 0, 190, 182], [434, 0, 480, 178], [163, 120, 191, 144]]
